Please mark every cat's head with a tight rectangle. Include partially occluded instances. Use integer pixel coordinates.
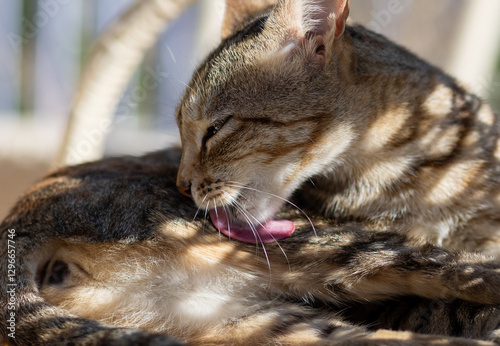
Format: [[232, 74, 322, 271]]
[[176, 0, 353, 243]]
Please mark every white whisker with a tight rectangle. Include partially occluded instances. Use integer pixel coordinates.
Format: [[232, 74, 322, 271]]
[[220, 194, 234, 240], [227, 182, 317, 237], [231, 197, 290, 272], [204, 199, 210, 220], [232, 202, 259, 242], [193, 194, 208, 221], [186, 56, 207, 96], [232, 202, 272, 272], [162, 44, 198, 95], [232, 198, 266, 229], [217, 197, 227, 241]]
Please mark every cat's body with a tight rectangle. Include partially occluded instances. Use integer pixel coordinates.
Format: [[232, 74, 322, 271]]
[[176, 0, 500, 256], [4, 149, 500, 345], [295, 24, 500, 254]]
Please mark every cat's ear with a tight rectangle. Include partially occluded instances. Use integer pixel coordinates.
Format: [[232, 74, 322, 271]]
[[222, 0, 277, 40], [317, 0, 350, 38], [265, 0, 350, 59], [269, 0, 349, 37]]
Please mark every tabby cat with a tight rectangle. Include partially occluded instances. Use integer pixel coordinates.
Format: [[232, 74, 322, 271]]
[[175, 0, 500, 257], [3, 149, 500, 345]]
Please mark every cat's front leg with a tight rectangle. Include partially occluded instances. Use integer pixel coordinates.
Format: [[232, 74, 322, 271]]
[[322, 238, 500, 305], [271, 229, 500, 306]]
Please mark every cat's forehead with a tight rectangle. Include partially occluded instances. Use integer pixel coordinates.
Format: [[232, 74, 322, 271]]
[[178, 15, 272, 123]]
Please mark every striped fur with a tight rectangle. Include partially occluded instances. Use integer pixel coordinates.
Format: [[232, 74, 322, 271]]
[[1, 149, 500, 345], [176, 0, 500, 257]]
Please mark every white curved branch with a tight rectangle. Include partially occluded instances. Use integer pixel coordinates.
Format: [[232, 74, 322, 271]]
[[56, 0, 196, 166]]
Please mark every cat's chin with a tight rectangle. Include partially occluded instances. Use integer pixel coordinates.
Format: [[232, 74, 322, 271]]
[[209, 208, 295, 244]]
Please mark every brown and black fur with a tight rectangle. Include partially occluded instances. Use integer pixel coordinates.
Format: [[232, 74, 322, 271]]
[[2, 149, 500, 345], [3, 0, 500, 344], [176, 0, 500, 257]]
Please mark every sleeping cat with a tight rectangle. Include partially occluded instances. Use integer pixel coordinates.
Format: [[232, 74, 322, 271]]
[[4, 149, 500, 345], [175, 0, 500, 257]]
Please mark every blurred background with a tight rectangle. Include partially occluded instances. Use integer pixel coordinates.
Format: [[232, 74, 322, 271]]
[[1, 0, 500, 219]]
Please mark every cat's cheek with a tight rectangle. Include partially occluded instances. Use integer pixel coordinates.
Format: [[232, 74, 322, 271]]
[[238, 195, 284, 224], [242, 181, 295, 223]]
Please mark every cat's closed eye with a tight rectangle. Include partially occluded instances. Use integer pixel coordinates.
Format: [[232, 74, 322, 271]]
[[47, 261, 70, 286], [37, 260, 70, 287], [204, 116, 232, 143], [36, 257, 91, 290]]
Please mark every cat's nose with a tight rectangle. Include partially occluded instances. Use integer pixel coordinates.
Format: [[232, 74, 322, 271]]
[[177, 185, 192, 198]]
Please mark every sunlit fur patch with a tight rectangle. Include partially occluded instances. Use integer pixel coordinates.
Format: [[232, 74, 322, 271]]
[[419, 125, 460, 159], [361, 105, 412, 150], [38, 241, 262, 341], [424, 161, 484, 206], [284, 122, 355, 189], [477, 104, 496, 127], [354, 156, 414, 203], [422, 84, 454, 118]]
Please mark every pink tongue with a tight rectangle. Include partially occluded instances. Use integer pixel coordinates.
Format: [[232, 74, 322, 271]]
[[209, 208, 295, 244]]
